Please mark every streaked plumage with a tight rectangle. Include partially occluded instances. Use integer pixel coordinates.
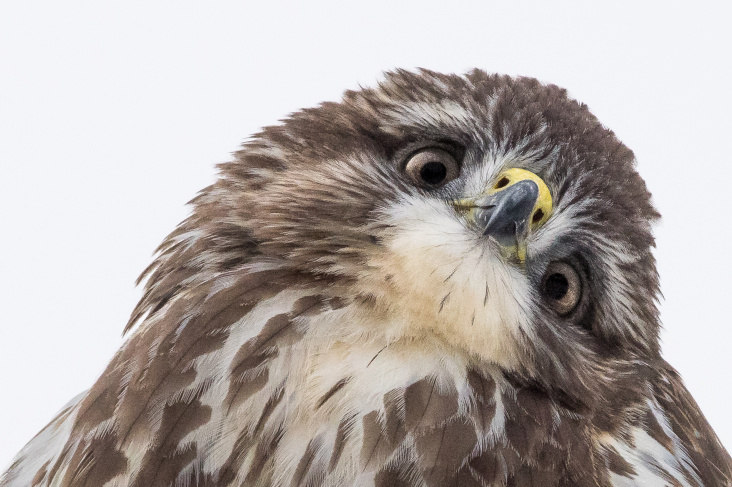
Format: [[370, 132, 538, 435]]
[[2, 69, 730, 487]]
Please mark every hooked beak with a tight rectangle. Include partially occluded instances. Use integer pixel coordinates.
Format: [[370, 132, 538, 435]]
[[455, 168, 553, 261]]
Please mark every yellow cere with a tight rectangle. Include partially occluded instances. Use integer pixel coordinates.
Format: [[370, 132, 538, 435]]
[[451, 168, 553, 263], [452, 168, 553, 229], [489, 168, 552, 227]]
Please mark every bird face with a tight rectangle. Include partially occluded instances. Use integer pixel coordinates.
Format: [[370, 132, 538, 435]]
[[225, 69, 661, 406], [354, 140, 592, 382]]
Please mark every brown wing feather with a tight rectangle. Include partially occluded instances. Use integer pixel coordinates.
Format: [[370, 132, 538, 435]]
[[351, 371, 600, 487], [45, 267, 297, 486], [656, 362, 732, 486]]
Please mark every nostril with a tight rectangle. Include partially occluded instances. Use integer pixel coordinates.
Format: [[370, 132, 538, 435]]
[[495, 177, 510, 189], [532, 209, 544, 224]]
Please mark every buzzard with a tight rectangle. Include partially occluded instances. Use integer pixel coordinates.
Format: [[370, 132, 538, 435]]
[[2, 69, 730, 487]]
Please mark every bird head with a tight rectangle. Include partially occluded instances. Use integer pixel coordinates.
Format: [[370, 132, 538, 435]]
[[136, 69, 661, 411]]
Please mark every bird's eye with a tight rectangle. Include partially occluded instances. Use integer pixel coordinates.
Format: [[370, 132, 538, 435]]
[[541, 261, 582, 316], [404, 148, 460, 188]]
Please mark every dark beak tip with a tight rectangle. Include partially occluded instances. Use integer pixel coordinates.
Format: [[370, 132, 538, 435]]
[[476, 179, 539, 243]]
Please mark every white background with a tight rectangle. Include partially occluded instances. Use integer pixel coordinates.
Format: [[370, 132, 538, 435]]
[[1, 1, 730, 468]]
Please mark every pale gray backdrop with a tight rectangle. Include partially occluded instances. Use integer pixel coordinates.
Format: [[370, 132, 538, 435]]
[[1, 0, 730, 467]]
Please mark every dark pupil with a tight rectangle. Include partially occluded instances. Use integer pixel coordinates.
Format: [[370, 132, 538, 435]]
[[544, 273, 569, 300], [420, 161, 447, 185]]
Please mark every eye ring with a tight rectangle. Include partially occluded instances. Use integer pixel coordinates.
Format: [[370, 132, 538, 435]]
[[404, 148, 460, 188], [541, 261, 582, 316]]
